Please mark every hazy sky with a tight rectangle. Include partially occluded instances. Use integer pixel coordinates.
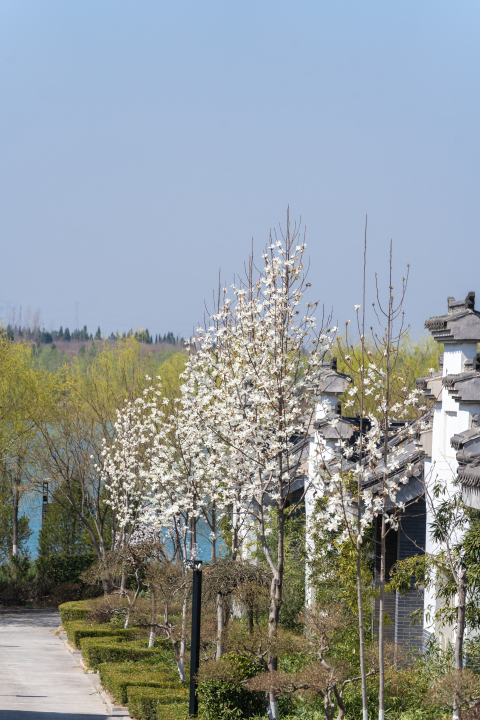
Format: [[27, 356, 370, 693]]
[[1, 1, 480, 339]]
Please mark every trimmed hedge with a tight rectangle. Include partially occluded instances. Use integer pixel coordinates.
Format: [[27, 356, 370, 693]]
[[126, 686, 188, 720], [99, 662, 181, 705], [80, 638, 169, 671], [64, 620, 137, 649], [59, 600, 91, 624]]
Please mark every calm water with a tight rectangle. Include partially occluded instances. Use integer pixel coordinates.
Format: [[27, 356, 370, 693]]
[[24, 495, 42, 558], [24, 498, 215, 560]]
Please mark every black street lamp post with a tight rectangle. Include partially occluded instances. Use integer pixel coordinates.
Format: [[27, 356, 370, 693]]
[[186, 558, 202, 718]]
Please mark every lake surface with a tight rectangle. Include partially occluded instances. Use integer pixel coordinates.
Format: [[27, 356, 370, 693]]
[[24, 498, 216, 560]]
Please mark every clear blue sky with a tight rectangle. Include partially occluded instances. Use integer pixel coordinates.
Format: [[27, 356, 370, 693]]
[[1, 1, 479, 339]]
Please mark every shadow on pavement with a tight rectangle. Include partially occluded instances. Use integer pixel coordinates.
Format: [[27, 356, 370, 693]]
[[0, 613, 60, 628], [0, 713, 109, 720]]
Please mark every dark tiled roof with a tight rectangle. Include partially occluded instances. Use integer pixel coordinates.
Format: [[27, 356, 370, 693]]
[[425, 292, 480, 344]]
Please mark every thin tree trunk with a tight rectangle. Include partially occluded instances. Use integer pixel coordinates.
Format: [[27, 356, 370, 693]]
[[333, 685, 347, 720], [247, 602, 254, 635], [148, 586, 157, 647], [211, 501, 216, 560], [378, 244, 393, 720], [267, 576, 279, 720], [357, 536, 368, 720], [216, 593, 224, 659], [173, 639, 186, 682], [267, 504, 284, 720], [12, 487, 19, 557], [124, 577, 142, 629], [453, 569, 467, 720], [357, 216, 369, 720], [120, 567, 127, 597], [378, 512, 386, 720], [180, 584, 189, 674], [120, 527, 127, 597]]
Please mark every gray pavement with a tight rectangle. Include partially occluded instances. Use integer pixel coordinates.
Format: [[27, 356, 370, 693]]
[[0, 611, 112, 720]]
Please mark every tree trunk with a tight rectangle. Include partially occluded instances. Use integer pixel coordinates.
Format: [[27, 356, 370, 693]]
[[180, 584, 189, 673], [357, 213, 369, 720], [247, 603, 254, 635], [211, 501, 216, 560], [453, 568, 467, 720], [148, 587, 157, 647], [333, 685, 346, 720], [266, 505, 284, 720], [120, 567, 127, 597], [124, 578, 142, 629], [12, 487, 19, 557], [357, 536, 368, 720], [216, 593, 224, 659], [378, 512, 386, 720], [173, 640, 186, 682]]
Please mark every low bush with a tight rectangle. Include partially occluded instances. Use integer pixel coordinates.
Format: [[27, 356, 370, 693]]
[[37, 554, 96, 585], [126, 685, 188, 720], [99, 662, 182, 705], [59, 600, 91, 623], [197, 653, 265, 720], [64, 619, 138, 648]]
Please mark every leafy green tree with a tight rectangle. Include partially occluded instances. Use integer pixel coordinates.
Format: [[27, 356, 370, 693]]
[[37, 482, 93, 556], [0, 334, 44, 557], [32, 337, 185, 592], [0, 488, 31, 563], [248, 509, 306, 630], [337, 332, 440, 418]]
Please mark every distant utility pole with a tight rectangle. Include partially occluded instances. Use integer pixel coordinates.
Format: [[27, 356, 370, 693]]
[[74, 302, 79, 330], [19, 306, 22, 329], [42, 482, 49, 524]]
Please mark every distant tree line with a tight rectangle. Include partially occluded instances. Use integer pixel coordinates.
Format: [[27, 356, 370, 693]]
[[4, 324, 183, 347]]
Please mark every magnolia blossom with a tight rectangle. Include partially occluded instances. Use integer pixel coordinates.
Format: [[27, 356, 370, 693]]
[[315, 352, 427, 542]]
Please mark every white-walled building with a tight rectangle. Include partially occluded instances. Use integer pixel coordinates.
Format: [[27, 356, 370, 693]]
[[308, 291, 480, 652]]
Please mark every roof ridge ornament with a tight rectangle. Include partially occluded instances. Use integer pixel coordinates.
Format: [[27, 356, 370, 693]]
[[425, 291, 480, 344]]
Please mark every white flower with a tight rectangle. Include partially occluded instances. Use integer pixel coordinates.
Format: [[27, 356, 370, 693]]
[[354, 305, 360, 311]]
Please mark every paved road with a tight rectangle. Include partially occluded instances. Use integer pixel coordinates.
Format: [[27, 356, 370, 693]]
[[0, 611, 113, 720]]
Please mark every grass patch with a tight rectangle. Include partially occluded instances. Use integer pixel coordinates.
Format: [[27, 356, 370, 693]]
[[156, 704, 190, 720], [127, 686, 189, 720]]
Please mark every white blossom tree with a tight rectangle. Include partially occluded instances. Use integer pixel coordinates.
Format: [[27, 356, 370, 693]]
[[182, 214, 334, 720], [102, 374, 232, 676], [316, 243, 427, 720]]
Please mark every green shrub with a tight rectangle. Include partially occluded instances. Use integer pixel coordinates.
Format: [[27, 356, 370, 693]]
[[127, 685, 188, 720], [99, 662, 182, 705], [59, 600, 91, 623], [37, 554, 96, 585], [64, 620, 137, 648], [80, 638, 170, 671], [197, 654, 265, 720]]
